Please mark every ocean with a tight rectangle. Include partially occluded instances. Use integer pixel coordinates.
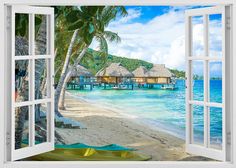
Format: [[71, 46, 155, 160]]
[[68, 80, 222, 148]]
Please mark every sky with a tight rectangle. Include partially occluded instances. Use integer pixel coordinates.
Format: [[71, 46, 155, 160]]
[[90, 6, 222, 77]]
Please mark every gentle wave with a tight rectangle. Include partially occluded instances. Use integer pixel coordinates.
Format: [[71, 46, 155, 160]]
[[68, 80, 222, 146]]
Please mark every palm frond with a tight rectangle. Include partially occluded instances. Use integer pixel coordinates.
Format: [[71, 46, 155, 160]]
[[116, 6, 128, 17], [100, 6, 128, 27], [96, 36, 108, 55], [100, 6, 116, 26], [104, 31, 121, 43]]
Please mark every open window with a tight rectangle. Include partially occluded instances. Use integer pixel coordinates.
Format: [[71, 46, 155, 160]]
[[185, 6, 230, 161], [9, 5, 55, 161], [2, 3, 233, 166]]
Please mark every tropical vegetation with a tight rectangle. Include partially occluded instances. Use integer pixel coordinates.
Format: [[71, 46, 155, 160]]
[[14, 6, 127, 149], [14, 6, 187, 149], [15, 14, 49, 149], [81, 48, 186, 79], [54, 6, 127, 112]]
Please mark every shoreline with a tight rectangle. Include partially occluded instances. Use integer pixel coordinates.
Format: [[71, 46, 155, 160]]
[[67, 91, 186, 140], [56, 92, 210, 161]]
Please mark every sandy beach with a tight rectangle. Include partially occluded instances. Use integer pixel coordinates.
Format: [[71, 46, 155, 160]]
[[56, 93, 211, 161]]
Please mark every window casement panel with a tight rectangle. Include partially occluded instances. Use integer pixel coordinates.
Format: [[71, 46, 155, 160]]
[[11, 5, 54, 161], [185, 6, 230, 161]]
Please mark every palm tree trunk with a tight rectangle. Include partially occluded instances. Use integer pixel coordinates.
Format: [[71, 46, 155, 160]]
[[14, 37, 29, 149], [54, 29, 79, 117], [41, 69, 47, 98], [15, 106, 28, 149], [58, 71, 71, 110], [58, 46, 88, 109], [15, 15, 48, 148], [35, 16, 48, 122], [15, 69, 29, 149], [58, 87, 66, 110]]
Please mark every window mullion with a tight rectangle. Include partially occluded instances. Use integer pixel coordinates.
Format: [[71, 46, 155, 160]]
[[221, 6, 226, 160], [29, 13, 35, 147], [11, 9, 16, 160], [49, 14, 55, 143], [203, 14, 210, 148]]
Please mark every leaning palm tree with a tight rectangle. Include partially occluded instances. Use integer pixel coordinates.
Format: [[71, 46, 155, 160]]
[[58, 31, 121, 109], [54, 6, 127, 113]]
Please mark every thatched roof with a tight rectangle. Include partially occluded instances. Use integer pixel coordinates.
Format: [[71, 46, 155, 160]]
[[132, 66, 148, 77], [96, 63, 133, 77], [71, 65, 93, 77], [146, 64, 172, 78]]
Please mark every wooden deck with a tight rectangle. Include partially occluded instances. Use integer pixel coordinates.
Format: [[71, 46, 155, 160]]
[[67, 82, 94, 90]]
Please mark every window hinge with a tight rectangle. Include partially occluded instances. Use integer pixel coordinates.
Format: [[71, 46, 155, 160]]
[[227, 132, 231, 145], [6, 132, 11, 146], [226, 16, 231, 30]]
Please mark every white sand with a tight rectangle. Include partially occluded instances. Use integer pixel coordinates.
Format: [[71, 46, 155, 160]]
[[56, 93, 210, 161]]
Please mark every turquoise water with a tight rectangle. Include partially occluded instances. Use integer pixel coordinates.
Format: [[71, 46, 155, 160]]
[[68, 80, 222, 146]]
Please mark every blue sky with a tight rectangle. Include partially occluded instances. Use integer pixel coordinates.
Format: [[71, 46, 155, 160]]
[[91, 6, 222, 77], [123, 6, 220, 23], [124, 6, 172, 23]]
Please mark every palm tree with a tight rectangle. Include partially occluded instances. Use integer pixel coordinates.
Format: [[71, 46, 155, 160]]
[[14, 6, 127, 148], [15, 15, 48, 148], [54, 6, 127, 113], [35, 15, 48, 121], [15, 36, 30, 149]]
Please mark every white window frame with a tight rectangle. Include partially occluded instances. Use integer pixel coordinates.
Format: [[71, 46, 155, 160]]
[[185, 6, 227, 161], [9, 5, 55, 161], [0, 0, 235, 168]]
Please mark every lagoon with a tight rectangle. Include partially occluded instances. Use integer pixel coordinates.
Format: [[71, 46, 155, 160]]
[[68, 79, 222, 148]]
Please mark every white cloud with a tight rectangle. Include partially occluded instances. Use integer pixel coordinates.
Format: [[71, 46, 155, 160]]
[[209, 62, 222, 77], [111, 8, 142, 25], [105, 9, 186, 70], [90, 8, 222, 71]]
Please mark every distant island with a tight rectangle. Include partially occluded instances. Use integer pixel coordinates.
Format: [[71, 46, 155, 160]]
[[80, 48, 186, 79]]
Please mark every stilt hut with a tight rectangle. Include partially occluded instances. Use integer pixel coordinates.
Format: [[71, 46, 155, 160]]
[[96, 63, 134, 90], [132, 66, 148, 87], [146, 64, 172, 84], [68, 65, 94, 90]]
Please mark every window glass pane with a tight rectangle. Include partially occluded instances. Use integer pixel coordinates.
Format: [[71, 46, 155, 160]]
[[15, 14, 29, 56], [15, 106, 29, 149], [35, 15, 48, 55], [191, 60, 204, 101], [35, 59, 49, 99], [192, 16, 204, 57], [209, 14, 222, 57], [192, 105, 204, 145], [209, 61, 222, 103], [35, 103, 48, 144], [15, 60, 29, 102], [209, 107, 222, 150]]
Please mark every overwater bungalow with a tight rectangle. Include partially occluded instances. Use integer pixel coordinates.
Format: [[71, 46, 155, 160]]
[[132, 66, 148, 87], [146, 64, 175, 89], [95, 63, 134, 90], [67, 65, 94, 90]]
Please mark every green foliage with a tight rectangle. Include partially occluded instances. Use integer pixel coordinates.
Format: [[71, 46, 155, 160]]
[[54, 6, 127, 83], [193, 75, 203, 80], [81, 48, 186, 79], [15, 14, 42, 38], [170, 69, 185, 79], [81, 48, 152, 74], [15, 14, 29, 37]]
